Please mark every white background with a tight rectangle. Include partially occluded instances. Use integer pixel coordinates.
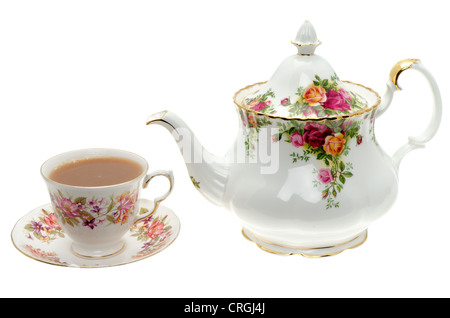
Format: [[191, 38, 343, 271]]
[[1, 0, 449, 298]]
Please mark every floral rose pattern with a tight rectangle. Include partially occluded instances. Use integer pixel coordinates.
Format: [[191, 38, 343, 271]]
[[275, 117, 363, 209], [324, 88, 352, 111], [317, 168, 334, 184], [50, 190, 138, 229], [129, 209, 173, 259], [240, 73, 371, 209], [303, 85, 327, 106], [238, 109, 272, 158], [244, 74, 366, 119], [302, 122, 332, 148], [21, 206, 174, 264], [23, 245, 67, 265], [24, 208, 64, 243], [246, 89, 276, 113], [239, 108, 369, 209], [289, 131, 305, 148], [323, 133, 346, 156]]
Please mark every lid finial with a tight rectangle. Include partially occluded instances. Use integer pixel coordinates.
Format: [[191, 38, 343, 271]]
[[292, 20, 321, 55], [241, 19, 368, 120]]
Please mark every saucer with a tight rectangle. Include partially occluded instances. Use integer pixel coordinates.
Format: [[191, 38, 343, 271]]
[[11, 199, 180, 268]]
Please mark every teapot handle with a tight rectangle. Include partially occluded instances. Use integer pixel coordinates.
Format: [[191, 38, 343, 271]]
[[376, 59, 442, 169]]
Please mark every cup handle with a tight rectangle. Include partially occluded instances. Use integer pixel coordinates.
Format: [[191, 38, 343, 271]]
[[377, 59, 442, 169], [134, 169, 174, 224]]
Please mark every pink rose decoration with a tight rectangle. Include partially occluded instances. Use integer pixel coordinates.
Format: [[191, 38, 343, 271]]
[[317, 168, 334, 184], [323, 88, 351, 111], [253, 102, 269, 111], [339, 88, 351, 101], [289, 131, 305, 147], [281, 98, 289, 106], [249, 98, 271, 111]]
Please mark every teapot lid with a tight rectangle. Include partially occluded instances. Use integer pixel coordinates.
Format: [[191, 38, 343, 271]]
[[242, 21, 368, 120]]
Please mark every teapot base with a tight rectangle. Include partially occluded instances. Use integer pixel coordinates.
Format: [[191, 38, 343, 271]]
[[242, 228, 368, 257]]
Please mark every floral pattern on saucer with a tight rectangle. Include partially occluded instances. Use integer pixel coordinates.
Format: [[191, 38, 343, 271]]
[[24, 208, 64, 243], [23, 245, 68, 265], [130, 209, 173, 259], [12, 199, 180, 268]]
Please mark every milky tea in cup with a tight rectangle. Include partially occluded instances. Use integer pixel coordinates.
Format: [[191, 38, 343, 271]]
[[49, 157, 143, 187], [41, 148, 174, 258]]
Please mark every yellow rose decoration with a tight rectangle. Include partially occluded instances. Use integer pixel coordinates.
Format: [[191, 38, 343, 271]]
[[303, 85, 327, 106], [323, 133, 346, 156]]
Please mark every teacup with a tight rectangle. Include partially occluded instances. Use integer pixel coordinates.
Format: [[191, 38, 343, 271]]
[[40, 148, 174, 258]]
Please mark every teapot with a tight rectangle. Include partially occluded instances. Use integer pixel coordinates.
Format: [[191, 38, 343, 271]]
[[146, 21, 442, 257]]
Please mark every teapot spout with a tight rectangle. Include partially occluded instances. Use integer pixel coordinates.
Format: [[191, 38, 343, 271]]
[[146, 111, 230, 206]]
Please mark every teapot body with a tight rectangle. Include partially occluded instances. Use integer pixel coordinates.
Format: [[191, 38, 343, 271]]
[[219, 82, 399, 255], [147, 59, 441, 257]]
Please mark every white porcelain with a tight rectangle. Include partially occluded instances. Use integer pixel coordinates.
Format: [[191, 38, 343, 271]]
[[243, 21, 367, 120], [146, 21, 442, 256], [11, 199, 179, 267], [242, 228, 367, 257], [40, 148, 174, 258]]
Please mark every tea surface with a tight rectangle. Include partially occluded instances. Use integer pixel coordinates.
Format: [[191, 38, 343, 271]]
[[49, 157, 143, 187]]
